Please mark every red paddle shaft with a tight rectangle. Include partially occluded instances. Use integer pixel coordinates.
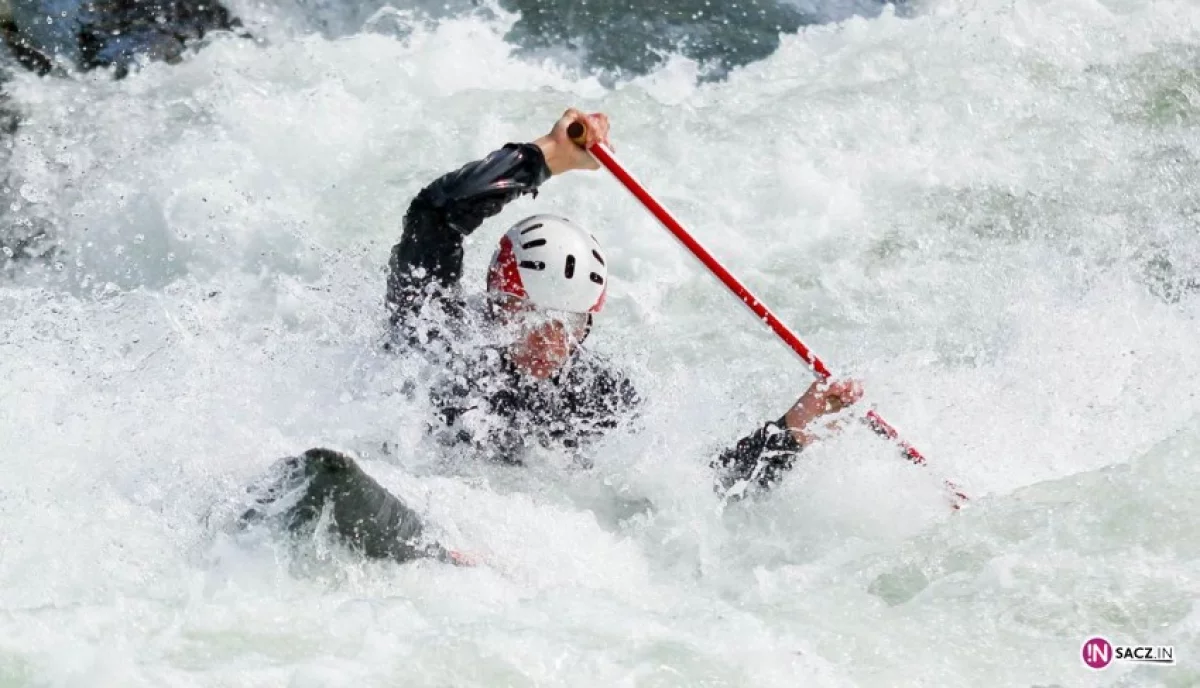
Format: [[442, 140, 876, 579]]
[[567, 122, 967, 508]]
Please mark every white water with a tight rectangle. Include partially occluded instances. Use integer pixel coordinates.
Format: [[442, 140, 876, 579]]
[[2, 0, 1199, 685]]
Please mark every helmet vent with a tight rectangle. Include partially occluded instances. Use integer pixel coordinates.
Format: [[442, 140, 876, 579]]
[[590, 272, 604, 285], [519, 260, 545, 270], [520, 224, 543, 235], [592, 250, 605, 266], [564, 255, 576, 278], [522, 239, 547, 249]]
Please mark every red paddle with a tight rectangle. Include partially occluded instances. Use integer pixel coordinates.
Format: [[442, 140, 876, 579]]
[[568, 121, 967, 509]]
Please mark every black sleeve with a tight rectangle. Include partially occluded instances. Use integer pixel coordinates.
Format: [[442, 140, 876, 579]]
[[386, 142, 552, 327], [240, 449, 454, 565], [710, 414, 806, 498]]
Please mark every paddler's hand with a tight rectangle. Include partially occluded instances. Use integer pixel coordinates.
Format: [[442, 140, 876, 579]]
[[784, 378, 864, 446], [535, 108, 610, 175]]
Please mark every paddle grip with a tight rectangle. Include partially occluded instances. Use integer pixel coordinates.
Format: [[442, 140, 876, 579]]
[[567, 121, 587, 146]]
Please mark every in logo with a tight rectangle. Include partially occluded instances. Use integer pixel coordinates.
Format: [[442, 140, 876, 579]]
[[1082, 637, 1113, 670]]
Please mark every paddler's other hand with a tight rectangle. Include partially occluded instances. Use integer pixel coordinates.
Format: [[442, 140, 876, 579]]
[[784, 378, 864, 445], [535, 108, 610, 175]]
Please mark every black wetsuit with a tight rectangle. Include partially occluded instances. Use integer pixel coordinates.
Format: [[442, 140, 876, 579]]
[[242, 141, 808, 564]]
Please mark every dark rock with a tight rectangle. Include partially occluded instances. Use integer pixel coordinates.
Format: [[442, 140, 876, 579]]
[[1, 0, 244, 78]]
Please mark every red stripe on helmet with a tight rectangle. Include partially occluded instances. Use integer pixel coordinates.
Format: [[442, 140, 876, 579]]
[[589, 285, 607, 313], [487, 235, 527, 299]]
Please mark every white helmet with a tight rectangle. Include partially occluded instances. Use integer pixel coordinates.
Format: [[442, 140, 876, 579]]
[[486, 214, 608, 314]]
